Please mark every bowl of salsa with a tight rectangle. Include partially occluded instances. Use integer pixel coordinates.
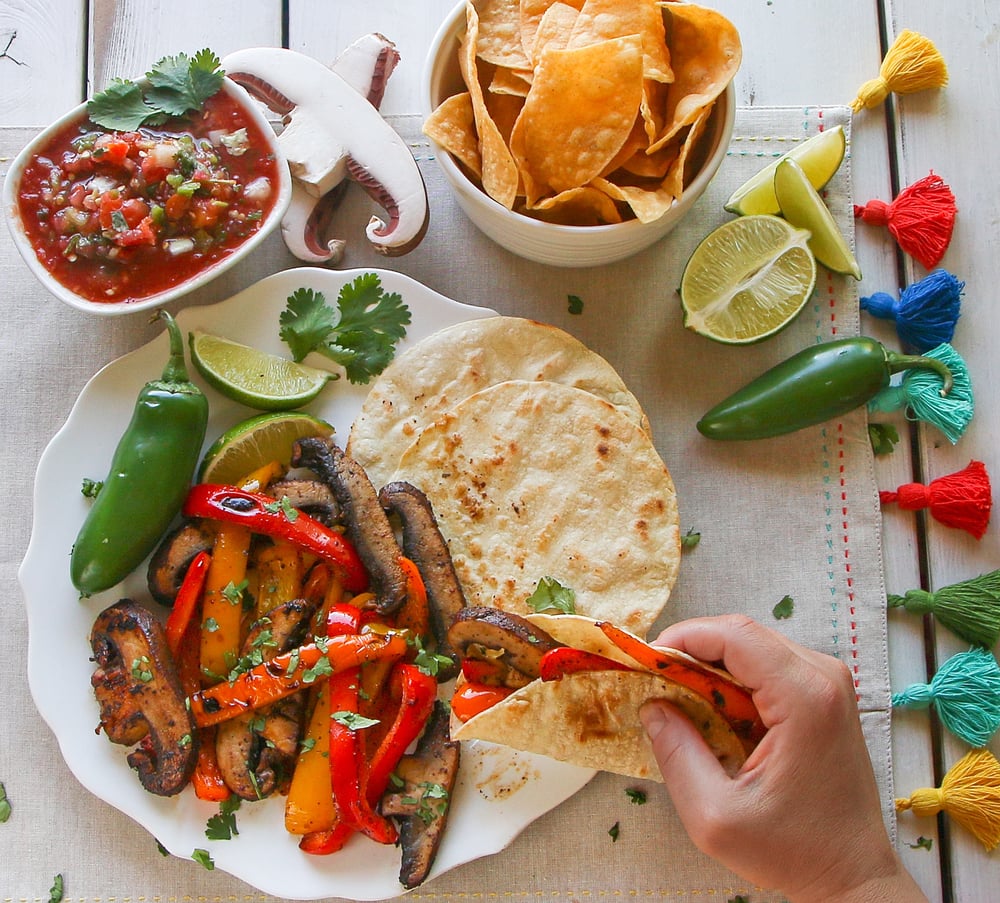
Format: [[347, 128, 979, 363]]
[[4, 65, 292, 315]]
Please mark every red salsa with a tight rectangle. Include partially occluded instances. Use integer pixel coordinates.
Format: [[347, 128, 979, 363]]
[[17, 89, 281, 304]]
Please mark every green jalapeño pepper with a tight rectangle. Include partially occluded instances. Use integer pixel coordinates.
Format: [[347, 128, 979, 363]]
[[697, 336, 954, 441], [71, 311, 208, 595]]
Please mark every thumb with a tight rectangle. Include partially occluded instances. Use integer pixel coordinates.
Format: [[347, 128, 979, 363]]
[[640, 700, 731, 811]]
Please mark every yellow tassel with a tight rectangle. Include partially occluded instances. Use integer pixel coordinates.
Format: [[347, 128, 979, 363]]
[[851, 30, 949, 112], [895, 749, 1000, 851]]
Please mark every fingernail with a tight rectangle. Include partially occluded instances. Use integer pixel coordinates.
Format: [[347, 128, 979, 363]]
[[640, 701, 667, 741]]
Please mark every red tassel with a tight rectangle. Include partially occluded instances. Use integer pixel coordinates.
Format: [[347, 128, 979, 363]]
[[854, 171, 957, 270], [880, 460, 992, 539]]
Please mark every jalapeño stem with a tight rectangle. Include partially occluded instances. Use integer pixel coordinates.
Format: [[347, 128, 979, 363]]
[[884, 349, 954, 396]]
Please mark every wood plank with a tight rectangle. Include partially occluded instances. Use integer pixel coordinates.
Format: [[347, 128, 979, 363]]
[[0, 0, 87, 124], [883, 1, 1000, 899], [89, 0, 283, 87]]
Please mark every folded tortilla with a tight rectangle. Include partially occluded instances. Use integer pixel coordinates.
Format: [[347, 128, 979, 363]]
[[452, 614, 754, 779]]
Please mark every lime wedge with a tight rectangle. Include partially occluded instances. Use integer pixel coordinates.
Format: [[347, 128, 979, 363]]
[[724, 125, 846, 216], [189, 331, 334, 411], [680, 214, 817, 344], [773, 158, 862, 279], [199, 411, 335, 484]]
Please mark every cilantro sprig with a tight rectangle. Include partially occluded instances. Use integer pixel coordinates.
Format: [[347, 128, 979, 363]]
[[279, 274, 411, 385], [87, 50, 224, 131]]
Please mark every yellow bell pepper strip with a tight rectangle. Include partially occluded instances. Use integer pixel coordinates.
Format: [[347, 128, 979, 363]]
[[189, 631, 408, 728], [199, 521, 252, 684], [164, 550, 211, 656], [597, 621, 766, 750], [285, 675, 335, 836], [253, 538, 304, 619], [183, 483, 368, 592]]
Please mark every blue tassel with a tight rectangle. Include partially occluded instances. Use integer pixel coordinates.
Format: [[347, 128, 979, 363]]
[[861, 269, 964, 352], [868, 342, 973, 443], [893, 647, 1000, 747]]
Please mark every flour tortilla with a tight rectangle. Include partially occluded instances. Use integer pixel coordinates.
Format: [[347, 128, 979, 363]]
[[452, 613, 749, 778], [346, 316, 650, 490], [388, 380, 680, 636]]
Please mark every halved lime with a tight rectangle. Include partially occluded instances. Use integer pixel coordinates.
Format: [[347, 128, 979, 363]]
[[199, 411, 335, 484], [724, 125, 846, 216], [773, 158, 862, 279], [189, 331, 334, 411], [680, 214, 817, 344]]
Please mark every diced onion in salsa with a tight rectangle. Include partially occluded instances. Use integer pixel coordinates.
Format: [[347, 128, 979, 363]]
[[16, 90, 281, 304]]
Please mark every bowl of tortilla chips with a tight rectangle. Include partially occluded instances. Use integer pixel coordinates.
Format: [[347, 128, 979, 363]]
[[423, 0, 740, 267]]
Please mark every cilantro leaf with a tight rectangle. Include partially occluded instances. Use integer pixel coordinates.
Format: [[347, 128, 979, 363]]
[[87, 79, 156, 130], [205, 795, 241, 841], [869, 422, 900, 456], [48, 875, 64, 903], [608, 821, 620, 842], [772, 594, 795, 620], [332, 711, 381, 731], [526, 576, 576, 614], [279, 274, 411, 384], [192, 848, 215, 870], [87, 50, 223, 130], [625, 788, 647, 805], [0, 781, 10, 822], [680, 528, 701, 550], [568, 294, 584, 315]]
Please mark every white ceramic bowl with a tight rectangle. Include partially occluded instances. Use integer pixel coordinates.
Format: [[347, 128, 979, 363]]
[[422, 1, 736, 268], [3, 78, 292, 316]]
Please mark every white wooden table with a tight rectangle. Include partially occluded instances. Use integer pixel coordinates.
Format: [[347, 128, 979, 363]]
[[2, 2, 998, 901]]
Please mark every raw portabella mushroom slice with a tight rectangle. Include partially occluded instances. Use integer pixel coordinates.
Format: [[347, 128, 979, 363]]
[[223, 45, 429, 258]]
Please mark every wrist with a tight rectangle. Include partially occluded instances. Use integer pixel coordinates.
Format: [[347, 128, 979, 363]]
[[789, 854, 929, 903]]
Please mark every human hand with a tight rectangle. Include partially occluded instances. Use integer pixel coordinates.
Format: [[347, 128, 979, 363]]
[[640, 615, 928, 903]]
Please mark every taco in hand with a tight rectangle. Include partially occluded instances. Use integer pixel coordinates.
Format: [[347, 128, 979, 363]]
[[448, 608, 765, 779]]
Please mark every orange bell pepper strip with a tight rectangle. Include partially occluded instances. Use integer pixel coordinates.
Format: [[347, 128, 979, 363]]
[[285, 678, 335, 835], [188, 631, 408, 728], [451, 682, 514, 723], [393, 557, 430, 639], [597, 621, 767, 749], [199, 521, 252, 684], [183, 484, 368, 592]]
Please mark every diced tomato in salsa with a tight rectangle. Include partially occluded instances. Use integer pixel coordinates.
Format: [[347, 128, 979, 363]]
[[16, 90, 280, 304]]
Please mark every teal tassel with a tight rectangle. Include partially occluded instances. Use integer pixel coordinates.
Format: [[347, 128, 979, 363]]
[[888, 570, 1000, 647], [893, 647, 1000, 747], [868, 343, 973, 443]]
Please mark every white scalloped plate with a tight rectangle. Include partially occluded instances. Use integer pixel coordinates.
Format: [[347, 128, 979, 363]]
[[20, 267, 595, 900]]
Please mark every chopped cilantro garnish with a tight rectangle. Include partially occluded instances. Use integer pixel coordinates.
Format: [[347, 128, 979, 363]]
[[680, 528, 701, 550], [87, 50, 224, 130], [410, 635, 454, 677], [205, 795, 241, 841], [567, 294, 584, 315], [302, 656, 334, 683], [772, 594, 795, 620], [0, 781, 10, 822], [264, 496, 299, 521], [192, 848, 215, 870], [625, 788, 647, 805], [331, 711, 380, 731], [608, 821, 620, 842], [81, 478, 103, 499], [526, 576, 576, 614], [869, 422, 900, 456], [48, 875, 64, 903], [908, 835, 934, 851], [279, 274, 411, 384]]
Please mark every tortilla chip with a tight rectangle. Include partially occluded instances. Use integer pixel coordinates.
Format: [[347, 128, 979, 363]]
[[460, 4, 520, 207], [529, 1, 581, 60], [661, 102, 712, 198], [528, 185, 624, 225], [519, 0, 585, 60], [453, 669, 747, 778], [593, 176, 676, 224], [473, 0, 532, 69], [423, 91, 483, 178], [650, 1, 741, 151], [509, 35, 644, 201], [488, 66, 532, 96], [569, 0, 674, 83]]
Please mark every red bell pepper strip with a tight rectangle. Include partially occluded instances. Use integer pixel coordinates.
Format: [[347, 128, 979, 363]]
[[460, 657, 507, 684], [597, 621, 766, 749], [366, 663, 437, 800], [451, 681, 514, 723], [538, 646, 633, 681], [164, 550, 211, 656], [182, 484, 368, 592], [188, 631, 408, 728]]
